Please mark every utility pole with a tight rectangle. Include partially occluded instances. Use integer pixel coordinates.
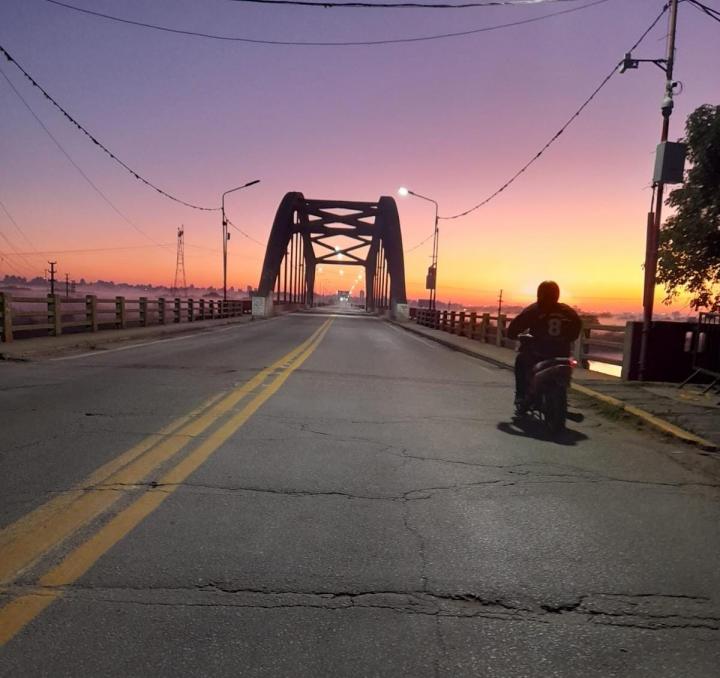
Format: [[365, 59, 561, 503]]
[[65, 273, 70, 299], [639, 0, 680, 379], [48, 261, 57, 296], [497, 289, 503, 318]]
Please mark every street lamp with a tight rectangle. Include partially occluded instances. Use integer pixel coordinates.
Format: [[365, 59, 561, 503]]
[[221, 179, 260, 301], [398, 187, 439, 310]]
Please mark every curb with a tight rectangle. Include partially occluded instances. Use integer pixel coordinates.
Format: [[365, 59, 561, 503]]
[[391, 320, 719, 453], [571, 383, 719, 452]]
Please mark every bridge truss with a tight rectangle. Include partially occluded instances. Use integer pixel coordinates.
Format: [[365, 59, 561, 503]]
[[257, 193, 407, 311]]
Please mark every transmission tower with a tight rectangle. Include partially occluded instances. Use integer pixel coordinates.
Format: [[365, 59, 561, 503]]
[[172, 226, 187, 297]]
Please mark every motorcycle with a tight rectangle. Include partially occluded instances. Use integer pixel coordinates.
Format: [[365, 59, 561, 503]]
[[517, 334, 577, 434]]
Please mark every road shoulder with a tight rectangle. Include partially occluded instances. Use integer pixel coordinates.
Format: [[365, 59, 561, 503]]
[[0, 315, 262, 361], [389, 319, 720, 478]]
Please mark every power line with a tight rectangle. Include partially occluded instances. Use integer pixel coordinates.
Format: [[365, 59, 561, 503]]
[[226, 0, 586, 8], [43, 0, 610, 47], [0, 249, 33, 277], [4, 241, 237, 256], [0, 65, 172, 249], [440, 2, 671, 220], [688, 0, 720, 22], [690, 0, 720, 15], [0, 195, 41, 274], [404, 231, 434, 253], [226, 218, 266, 246], [3, 245, 173, 256], [0, 229, 37, 274], [0, 43, 218, 212], [0, 197, 40, 254]]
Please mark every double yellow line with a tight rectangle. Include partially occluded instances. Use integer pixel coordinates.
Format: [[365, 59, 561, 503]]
[[0, 319, 332, 646]]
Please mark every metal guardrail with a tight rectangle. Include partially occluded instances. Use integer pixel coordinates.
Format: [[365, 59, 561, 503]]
[[413, 308, 626, 367], [693, 313, 720, 378], [0, 293, 252, 343], [681, 312, 720, 393]]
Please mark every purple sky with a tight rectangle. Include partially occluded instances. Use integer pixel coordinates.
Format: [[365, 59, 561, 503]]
[[1, 0, 718, 309]]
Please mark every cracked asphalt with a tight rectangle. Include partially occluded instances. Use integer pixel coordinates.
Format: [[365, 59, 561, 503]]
[[1, 313, 719, 677]]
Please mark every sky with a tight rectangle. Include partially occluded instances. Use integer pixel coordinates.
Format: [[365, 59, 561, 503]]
[[0, 0, 718, 312]]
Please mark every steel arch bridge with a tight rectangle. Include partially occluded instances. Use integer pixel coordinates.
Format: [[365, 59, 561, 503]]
[[257, 193, 407, 312]]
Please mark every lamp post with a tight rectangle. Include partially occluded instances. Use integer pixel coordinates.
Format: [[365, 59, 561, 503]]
[[398, 187, 439, 310], [221, 179, 260, 301]]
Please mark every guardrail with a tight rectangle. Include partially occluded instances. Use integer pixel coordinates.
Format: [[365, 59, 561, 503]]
[[0, 293, 251, 343], [413, 308, 626, 368]]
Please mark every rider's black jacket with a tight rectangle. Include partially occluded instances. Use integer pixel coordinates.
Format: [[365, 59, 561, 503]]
[[507, 302, 582, 358]]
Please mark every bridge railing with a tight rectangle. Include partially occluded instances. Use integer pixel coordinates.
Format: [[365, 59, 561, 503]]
[[0, 293, 251, 343], [413, 308, 626, 368]]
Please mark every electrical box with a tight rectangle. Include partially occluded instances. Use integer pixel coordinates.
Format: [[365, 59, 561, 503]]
[[653, 141, 686, 184], [425, 266, 436, 290]]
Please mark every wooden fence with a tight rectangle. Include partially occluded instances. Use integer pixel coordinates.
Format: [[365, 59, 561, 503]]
[[413, 308, 626, 368], [0, 293, 252, 343]]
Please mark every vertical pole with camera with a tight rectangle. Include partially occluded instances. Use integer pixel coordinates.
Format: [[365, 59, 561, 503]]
[[620, 0, 682, 379]]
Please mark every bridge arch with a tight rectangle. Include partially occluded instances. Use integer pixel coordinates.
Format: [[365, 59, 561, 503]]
[[258, 193, 407, 312]]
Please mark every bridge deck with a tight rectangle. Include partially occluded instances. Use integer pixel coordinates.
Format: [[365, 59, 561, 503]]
[[1, 314, 719, 675]]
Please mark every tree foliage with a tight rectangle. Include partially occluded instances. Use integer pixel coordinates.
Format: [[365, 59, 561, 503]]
[[657, 104, 720, 311]]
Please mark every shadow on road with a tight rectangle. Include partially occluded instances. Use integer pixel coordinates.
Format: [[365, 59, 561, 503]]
[[497, 415, 588, 446]]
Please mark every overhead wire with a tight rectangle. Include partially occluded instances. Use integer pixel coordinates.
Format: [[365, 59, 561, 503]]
[[404, 231, 435, 253], [0, 232, 37, 275], [0, 249, 34, 277], [439, 2, 671, 220], [4, 245, 173, 256], [43, 0, 610, 47], [0, 226, 38, 274], [0, 197, 40, 254], [4, 243, 249, 257], [226, 218, 266, 246], [688, 0, 720, 22], [0, 195, 42, 274], [225, 0, 587, 8], [0, 65, 171, 249], [0, 43, 218, 212]]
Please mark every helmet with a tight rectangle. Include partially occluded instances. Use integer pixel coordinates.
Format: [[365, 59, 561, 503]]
[[537, 280, 560, 307]]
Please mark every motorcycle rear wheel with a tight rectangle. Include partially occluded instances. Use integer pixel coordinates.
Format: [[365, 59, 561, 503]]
[[542, 385, 567, 434]]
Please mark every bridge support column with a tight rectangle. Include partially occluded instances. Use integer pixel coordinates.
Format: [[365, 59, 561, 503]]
[[252, 295, 274, 318]]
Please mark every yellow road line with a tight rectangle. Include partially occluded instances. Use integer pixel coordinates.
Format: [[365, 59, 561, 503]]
[[0, 394, 225, 584], [0, 591, 60, 646], [0, 319, 332, 646], [0, 321, 329, 585]]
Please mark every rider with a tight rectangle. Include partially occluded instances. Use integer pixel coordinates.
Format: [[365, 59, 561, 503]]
[[507, 281, 582, 416]]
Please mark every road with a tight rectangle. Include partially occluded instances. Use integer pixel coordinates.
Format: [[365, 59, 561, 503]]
[[1, 312, 719, 677]]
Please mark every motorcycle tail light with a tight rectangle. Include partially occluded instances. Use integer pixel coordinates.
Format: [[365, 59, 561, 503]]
[[569, 358, 578, 368]]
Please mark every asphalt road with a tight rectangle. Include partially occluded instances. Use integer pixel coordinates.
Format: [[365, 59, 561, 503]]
[[1, 312, 719, 677]]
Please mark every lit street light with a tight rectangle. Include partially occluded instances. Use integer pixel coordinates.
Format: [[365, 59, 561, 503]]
[[221, 179, 260, 301], [398, 187, 439, 310]]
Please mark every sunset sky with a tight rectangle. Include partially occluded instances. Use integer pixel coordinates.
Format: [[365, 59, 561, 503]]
[[1, 0, 718, 312]]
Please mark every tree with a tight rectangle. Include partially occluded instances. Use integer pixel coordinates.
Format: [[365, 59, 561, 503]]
[[657, 104, 720, 311]]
